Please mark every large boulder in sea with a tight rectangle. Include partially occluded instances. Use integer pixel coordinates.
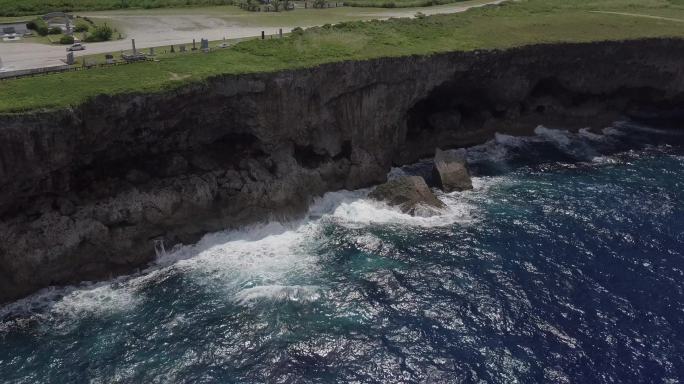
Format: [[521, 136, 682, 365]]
[[431, 148, 473, 192], [368, 176, 446, 216]]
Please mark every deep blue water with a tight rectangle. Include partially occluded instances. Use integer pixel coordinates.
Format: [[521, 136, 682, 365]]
[[1, 122, 683, 383]]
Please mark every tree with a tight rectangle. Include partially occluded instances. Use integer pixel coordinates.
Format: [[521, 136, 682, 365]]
[[74, 20, 90, 32], [271, 0, 282, 12], [240, 0, 257, 11], [84, 24, 113, 42], [313, 0, 326, 8], [59, 35, 74, 44], [92, 24, 113, 41], [27, 18, 49, 36]]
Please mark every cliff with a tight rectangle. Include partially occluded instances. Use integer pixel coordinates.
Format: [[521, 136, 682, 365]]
[[1, 38, 683, 303]]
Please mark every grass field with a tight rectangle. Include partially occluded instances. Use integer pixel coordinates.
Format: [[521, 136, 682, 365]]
[[0, 0, 236, 17], [2, 0, 684, 112], [80, 3, 393, 29], [344, 0, 463, 8], [0, 0, 473, 17]]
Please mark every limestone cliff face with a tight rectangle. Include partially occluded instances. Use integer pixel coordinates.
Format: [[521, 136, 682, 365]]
[[1, 38, 683, 303]]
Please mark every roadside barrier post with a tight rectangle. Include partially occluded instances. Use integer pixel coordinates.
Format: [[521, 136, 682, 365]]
[[262, 31, 265, 40]]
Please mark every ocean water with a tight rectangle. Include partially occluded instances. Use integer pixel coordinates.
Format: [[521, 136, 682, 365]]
[[1, 122, 683, 383]]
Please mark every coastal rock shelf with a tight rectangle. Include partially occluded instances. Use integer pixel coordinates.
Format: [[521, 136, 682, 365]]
[[369, 176, 446, 216], [1, 38, 683, 303]]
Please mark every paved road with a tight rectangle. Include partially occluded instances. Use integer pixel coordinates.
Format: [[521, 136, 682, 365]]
[[0, 0, 504, 72]]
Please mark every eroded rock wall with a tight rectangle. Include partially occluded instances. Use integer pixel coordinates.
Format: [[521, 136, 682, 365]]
[[1, 38, 683, 303]]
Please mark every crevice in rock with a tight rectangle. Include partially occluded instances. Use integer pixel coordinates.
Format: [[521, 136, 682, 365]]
[[333, 140, 353, 161], [294, 144, 329, 169]]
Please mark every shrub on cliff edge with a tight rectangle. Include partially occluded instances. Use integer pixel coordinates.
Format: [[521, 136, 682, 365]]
[[59, 35, 75, 44]]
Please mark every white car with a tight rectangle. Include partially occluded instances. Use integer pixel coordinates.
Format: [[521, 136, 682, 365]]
[[67, 43, 85, 51]]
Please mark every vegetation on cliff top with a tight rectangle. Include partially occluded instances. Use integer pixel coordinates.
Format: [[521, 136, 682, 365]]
[[2, 0, 684, 112]]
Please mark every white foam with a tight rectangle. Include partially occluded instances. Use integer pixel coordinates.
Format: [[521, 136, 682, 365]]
[[167, 221, 320, 295], [0, 277, 141, 323], [534, 126, 572, 147], [467, 132, 542, 163], [325, 195, 473, 228], [387, 166, 409, 180], [307, 189, 368, 219], [615, 121, 682, 135], [591, 155, 620, 165], [602, 126, 625, 136], [494, 132, 530, 147], [578, 127, 607, 141], [353, 233, 385, 252], [234, 285, 321, 305], [467, 141, 507, 163], [467, 125, 629, 164], [51, 284, 140, 319], [469, 175, 508, 192], [147, 186, 478, 302]]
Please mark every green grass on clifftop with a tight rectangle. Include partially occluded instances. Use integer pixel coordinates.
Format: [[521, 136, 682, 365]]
[[2, 0, 684, 112]]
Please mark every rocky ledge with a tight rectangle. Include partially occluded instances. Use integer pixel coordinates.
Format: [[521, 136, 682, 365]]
[[432, 148, 473, 192], [1, 38, 683, 303], [369, 175, 446, 216]]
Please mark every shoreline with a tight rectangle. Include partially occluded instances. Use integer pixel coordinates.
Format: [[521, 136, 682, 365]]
[[1, 39, 684, 304], [1, 120, 680, 311]]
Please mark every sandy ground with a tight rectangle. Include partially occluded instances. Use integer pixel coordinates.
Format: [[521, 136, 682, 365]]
[[0, 0, 503, 72]]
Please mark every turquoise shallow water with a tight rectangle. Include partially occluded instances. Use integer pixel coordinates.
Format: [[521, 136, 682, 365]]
[[1, 122, 683, 383]]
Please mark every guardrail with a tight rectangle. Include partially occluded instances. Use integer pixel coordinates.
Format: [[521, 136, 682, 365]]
[[0, 31, 285, 81], [0, 59, 152, 81], [0, 65, 70, 80]]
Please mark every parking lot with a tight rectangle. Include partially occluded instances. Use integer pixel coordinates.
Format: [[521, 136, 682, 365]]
[[0, 1, 502, 72]]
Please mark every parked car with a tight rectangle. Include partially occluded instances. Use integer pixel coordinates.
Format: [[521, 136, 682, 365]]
[[66, 43, 85, 51]]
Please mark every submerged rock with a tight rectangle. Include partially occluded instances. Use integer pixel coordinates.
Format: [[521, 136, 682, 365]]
[[369, 176, 446, 216], [432, 148, 473, 192]]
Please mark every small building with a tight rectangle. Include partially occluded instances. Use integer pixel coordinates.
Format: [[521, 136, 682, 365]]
[[0, 23, 28, 37], [42, 12, 73, 22], [42, 12, 74, 34]]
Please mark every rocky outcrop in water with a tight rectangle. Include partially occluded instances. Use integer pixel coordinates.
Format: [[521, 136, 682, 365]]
[[1, 38, 684, 303], [369, 176, 445, 215], [432, 148, 472, 192]]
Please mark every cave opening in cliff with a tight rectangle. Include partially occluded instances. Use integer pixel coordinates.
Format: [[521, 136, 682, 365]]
[[405, 80, 497, 142]]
